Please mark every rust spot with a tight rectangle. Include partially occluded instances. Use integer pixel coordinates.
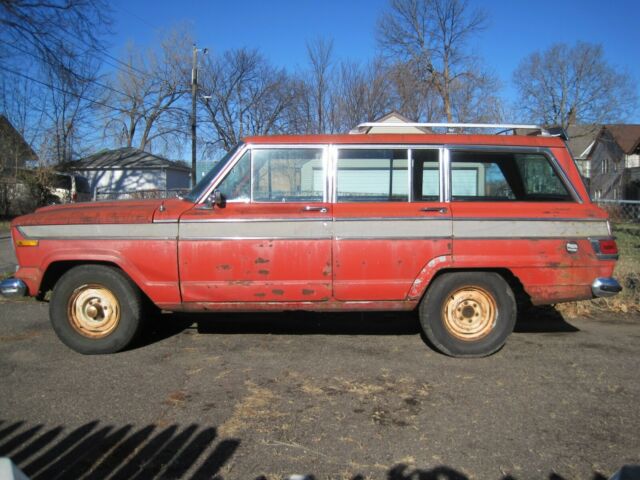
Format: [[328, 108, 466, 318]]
[[302, 289, 314, 295], [254, 257, 269, 264], [217, 264, 231, 270], [258, 269, 270, 275], [254, 292, 266, 297], [272, 289, 284, 295]]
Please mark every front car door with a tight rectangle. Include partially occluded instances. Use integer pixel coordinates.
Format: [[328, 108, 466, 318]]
[[178, 145, 332, 303]]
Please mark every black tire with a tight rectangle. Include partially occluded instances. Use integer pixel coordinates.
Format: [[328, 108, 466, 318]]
[[49, 265, 144, 354], [419, 272, 516, 357]]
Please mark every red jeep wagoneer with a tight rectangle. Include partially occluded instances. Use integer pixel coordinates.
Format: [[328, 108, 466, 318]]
[[1, 123, 621, 357]]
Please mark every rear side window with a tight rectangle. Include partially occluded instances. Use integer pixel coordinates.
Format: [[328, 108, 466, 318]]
[[450, 151, 572, 202], [336, 149, 408, 202]]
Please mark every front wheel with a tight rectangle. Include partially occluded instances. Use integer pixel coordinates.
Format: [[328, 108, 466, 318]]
[[49, 265, 144, 354], [419, 272, 516, 357]]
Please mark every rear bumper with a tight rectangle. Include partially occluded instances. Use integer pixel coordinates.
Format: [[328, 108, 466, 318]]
[[0, 278, 27, 297], [592, 277, 622, 298]]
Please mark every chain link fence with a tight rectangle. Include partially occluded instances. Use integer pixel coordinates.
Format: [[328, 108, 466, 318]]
[[93, 188, 190, 201], [594, 200, 640, 304]]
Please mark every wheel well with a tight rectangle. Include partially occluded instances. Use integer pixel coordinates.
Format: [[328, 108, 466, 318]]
[[429, 268, 531, 310], [39, 261, 127, 299]]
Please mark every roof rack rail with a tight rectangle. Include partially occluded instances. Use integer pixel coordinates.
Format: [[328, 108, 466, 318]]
[[352, 122, 568, 140]]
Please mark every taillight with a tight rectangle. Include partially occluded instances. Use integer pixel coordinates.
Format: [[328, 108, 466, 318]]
[[72, 192, 78, 202], [598, 239, 618, 255], [591, 238, 618, 258]]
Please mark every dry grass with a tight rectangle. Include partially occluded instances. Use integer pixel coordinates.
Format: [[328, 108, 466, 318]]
[[556, 223, 640, 316]]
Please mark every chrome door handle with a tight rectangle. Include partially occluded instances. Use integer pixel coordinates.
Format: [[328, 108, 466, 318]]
[[303, 206, 328, 213], [420, 207, 447, 213]]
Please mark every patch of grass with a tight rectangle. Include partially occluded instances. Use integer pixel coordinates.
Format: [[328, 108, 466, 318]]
[[0, 220, 10, 236]]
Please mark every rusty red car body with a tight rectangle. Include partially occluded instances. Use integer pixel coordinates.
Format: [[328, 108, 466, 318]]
[[3, 131, 621, 356]]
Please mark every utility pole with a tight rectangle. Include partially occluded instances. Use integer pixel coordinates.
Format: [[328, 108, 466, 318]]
[[190, 45, 198, 187], [191, 44, 208, 186]]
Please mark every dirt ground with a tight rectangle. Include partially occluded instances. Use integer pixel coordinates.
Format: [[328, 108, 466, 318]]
[[0, 298, 638, 479]]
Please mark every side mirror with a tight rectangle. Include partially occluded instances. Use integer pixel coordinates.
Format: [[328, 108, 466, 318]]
[[197, 189, 226, 210], [213, 189, 226, 208]]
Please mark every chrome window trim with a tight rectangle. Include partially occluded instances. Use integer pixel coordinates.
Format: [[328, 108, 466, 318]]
[[444, 145, 582, 204], [407, 148, 413, 202]]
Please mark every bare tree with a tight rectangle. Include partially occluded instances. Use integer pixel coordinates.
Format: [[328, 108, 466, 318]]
[[199, 48, 296, 152], [377, 0, 499, 122], [0, 0, 111, 79], [305, 37, 335, 133], [41, 55, 103, 164], [103, 28, 192, 154], [513, 42, 638, 128], [334, 58, 394, 131]]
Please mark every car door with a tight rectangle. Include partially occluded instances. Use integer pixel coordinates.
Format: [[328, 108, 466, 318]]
[[332, 146, 452, 301], [178, 146, 332, 303]]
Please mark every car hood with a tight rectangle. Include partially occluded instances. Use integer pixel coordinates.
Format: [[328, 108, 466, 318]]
[[13, 198, 189, 226]]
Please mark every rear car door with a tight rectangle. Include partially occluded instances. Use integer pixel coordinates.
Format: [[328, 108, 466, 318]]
[[332, 146, 452, 301]]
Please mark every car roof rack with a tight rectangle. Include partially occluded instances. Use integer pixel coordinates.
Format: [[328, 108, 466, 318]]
[[352, 122, 568, 140]]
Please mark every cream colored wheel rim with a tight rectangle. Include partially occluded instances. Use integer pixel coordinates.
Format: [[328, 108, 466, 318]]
[[442, 286, 496, 341], [68, 284, 121, 338]]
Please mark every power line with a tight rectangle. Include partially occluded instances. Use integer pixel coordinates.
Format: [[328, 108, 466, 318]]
[[0, 64, 127, 114], [0, 39, 141, 104]]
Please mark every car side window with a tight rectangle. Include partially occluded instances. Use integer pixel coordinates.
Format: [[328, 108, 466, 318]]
[[411, 149, 440, 201], [336, 148, 408, 202], [252, 148, 324, 202], [450, 150, 571, 202], [216, 151, 251, 202]]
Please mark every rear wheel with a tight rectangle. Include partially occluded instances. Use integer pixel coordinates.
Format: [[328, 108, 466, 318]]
[[50, 265, 144, 354], [419, 272, 516, 357]]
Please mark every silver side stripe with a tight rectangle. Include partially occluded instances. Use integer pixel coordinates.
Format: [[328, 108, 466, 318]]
[[334, 220, 451, 239], [180, 220, 331, 240], [19, 223, 178, 240], [453, 220, 609, 238], [18, 219, 609, 241]]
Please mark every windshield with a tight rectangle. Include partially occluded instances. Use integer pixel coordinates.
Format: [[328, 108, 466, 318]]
[[183, 143, 243, 202]]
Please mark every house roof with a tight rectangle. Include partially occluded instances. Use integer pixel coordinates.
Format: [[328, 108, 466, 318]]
[[565, 125, 600, 159], [66, 147, 190, 171], [0, 115, 37, 161], [600, 125, 640, 155], [350, 111, 432, 134]]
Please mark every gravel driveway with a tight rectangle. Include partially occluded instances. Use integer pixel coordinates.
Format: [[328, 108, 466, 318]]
[[0, 297, 638, 479]]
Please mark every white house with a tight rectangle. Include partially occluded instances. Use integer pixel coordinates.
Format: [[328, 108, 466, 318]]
[[65, 147, 191, 199]]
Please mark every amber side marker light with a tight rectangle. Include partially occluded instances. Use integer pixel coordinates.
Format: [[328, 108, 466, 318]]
[[16, 239, 39, 247]]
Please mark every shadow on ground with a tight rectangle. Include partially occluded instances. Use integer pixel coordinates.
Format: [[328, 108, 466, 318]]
[[0, 421, 610, 480], [133, 305, 580, 351], [0, 419, 239, 479]]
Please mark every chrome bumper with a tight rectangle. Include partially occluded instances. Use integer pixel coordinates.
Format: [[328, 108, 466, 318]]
[[0, 278, 27, 297], [592, 277, 622, 298]]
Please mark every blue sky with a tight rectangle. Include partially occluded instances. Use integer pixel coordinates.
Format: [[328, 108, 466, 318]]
[[108, 0, 640, 122]]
